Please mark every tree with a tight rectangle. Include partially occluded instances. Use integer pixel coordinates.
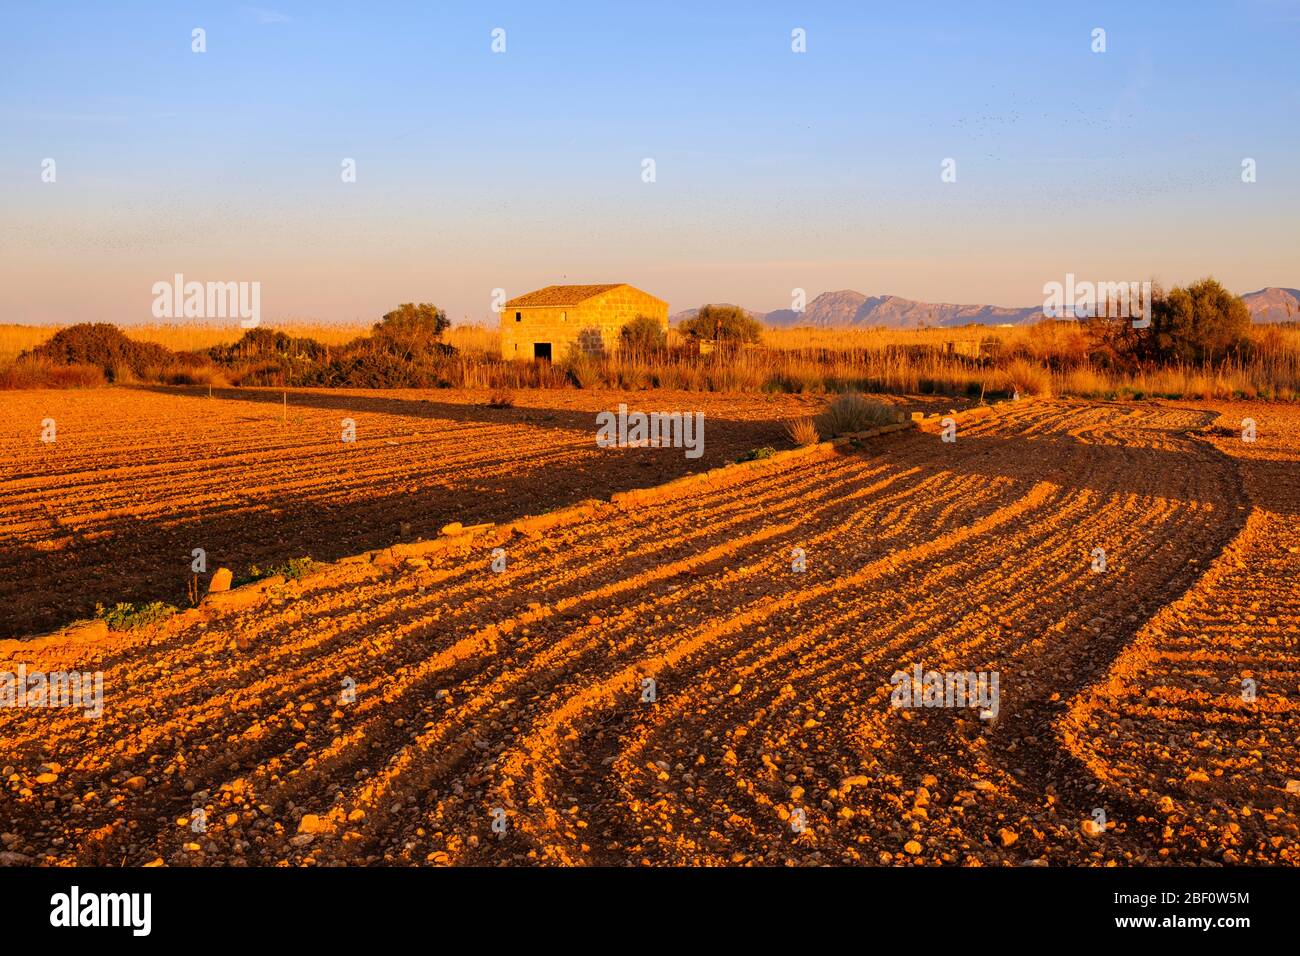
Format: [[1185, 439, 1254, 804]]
[[1147, 277, 1251, 364], [31, 323, 174, 379], [372, 303, 451, 360], [678, 304, 762, 344], [619, 314, 667, 352]]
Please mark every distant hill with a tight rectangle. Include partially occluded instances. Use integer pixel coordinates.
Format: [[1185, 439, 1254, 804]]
[[764, 292, 1040, 329], [1241, 287, 1300, 324], [671, 286, 1299, 330]]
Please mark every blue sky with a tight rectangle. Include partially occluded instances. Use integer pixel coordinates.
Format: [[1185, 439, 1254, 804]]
[[1, 0, 1297, 325]]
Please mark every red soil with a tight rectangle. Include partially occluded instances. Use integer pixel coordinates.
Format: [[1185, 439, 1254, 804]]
[[1, 396, 1294, 866]]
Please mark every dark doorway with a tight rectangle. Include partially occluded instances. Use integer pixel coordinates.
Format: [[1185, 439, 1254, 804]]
[[533, 342, 552, 361]]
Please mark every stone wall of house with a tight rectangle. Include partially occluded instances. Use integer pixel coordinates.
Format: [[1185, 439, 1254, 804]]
[[499, 286, 668, 359]]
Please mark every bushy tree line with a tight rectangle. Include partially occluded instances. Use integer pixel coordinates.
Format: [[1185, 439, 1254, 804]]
[[1009, 278, 1254, 372], [14, 281, 1266, 394], [1146, 277, 1252, 364], [30, 323, 186, 381], [24, 302, 459, 388]]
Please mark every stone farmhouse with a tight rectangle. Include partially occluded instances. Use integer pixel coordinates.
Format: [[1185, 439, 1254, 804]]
[[499, 283, 668, 360]]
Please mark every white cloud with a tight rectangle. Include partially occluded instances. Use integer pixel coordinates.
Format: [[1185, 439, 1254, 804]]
[[244, 7, 291, 23]]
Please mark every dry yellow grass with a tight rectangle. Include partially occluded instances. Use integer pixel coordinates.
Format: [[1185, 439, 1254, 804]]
[[0, 324, 54, 366], [766, 321, 1300, 356], [5, 319, 1298, 401], [1001, 357, 1054, 397], [783, 416, 820, 446], [764, 322, 1300, 400], [2, 321, 497, 361], [763, 325, 1014, 351], [444, 324, 500, 353], [0, 321, 372, 361]]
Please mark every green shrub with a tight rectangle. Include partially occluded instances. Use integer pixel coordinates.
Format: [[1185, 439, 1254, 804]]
[[207, 327, 330, 364], [237, 556, 318, 586], [94, 600, 177, 631], [27, 323, 174, 380], [372, 303, 451, 361], [620, 314, 667, 352], [678, 304, 763, 345], [1146, 277, 1252, 365]]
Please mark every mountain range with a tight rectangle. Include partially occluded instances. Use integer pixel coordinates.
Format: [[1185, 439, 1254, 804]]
[[670, 287, 1300, 329]]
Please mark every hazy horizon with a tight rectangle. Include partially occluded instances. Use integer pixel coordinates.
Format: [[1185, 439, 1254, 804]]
[[2, 0, 1298, 326]]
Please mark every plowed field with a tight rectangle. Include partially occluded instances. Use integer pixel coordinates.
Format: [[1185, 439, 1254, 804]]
[[1, 397, 1296, 866], [0, 386, 822, 639]]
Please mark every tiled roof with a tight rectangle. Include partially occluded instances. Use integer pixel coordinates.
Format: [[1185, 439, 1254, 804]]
[[504, 284, 626, 308]]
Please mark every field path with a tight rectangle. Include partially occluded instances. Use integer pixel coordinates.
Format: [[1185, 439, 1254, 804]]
[[2, 398, 1295, 866]]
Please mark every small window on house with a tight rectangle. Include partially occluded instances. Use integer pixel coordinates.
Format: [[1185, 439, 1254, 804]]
[[515, 312, 522, 322]]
